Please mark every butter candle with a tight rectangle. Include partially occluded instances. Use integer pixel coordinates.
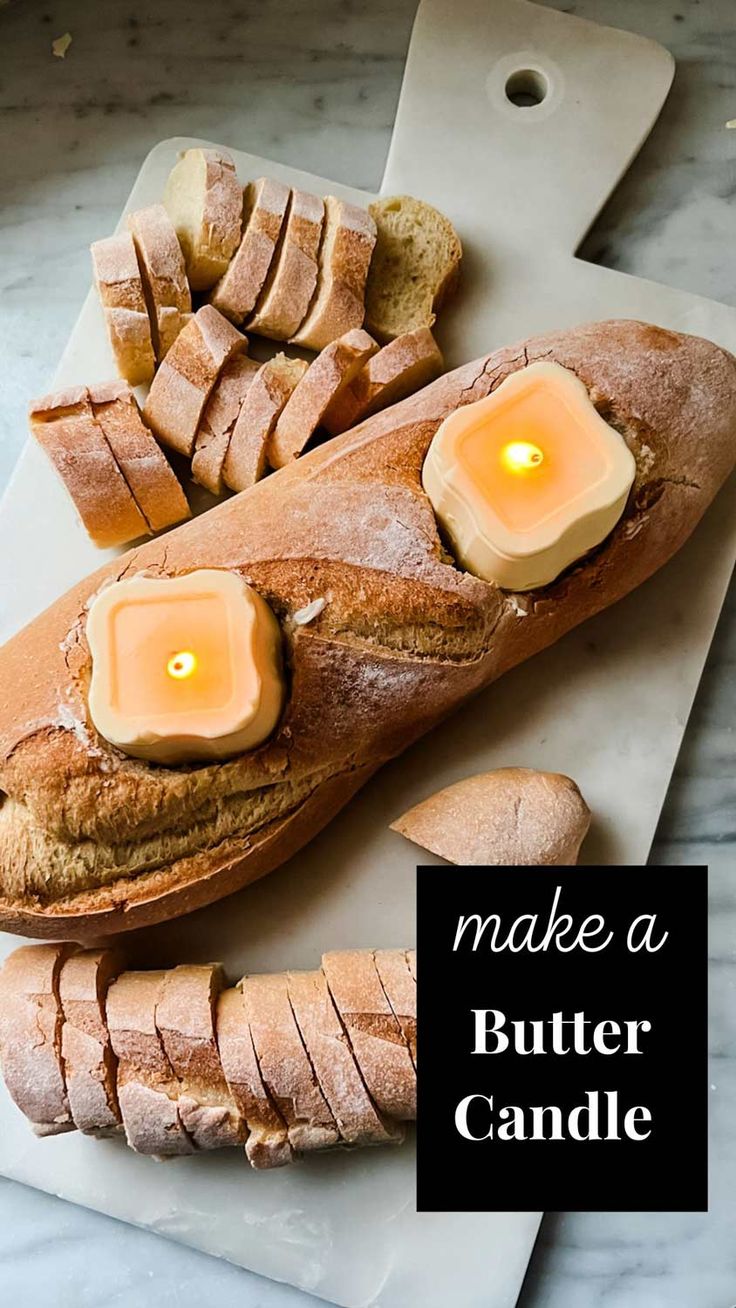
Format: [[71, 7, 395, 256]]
[[86, 570, 284, 764], [422, 361, 636, 591]]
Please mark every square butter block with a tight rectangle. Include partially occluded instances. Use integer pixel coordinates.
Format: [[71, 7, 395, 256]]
[[422, 361, 636, 590]]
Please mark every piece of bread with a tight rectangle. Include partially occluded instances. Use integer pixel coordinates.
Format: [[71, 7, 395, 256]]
[[156, 964, 246, 1150], [222, 353, 308, 492], [59, 948, 124, 1134], [191, 355, 261, 495], [2, 321, 736, 939], [2, 945, 416, 1168], [209, 177, 290, 323], [321, 951, 416, 1120], [163, 147, 243, 292], [29, 386, 149, 548], [373, 949, 416, 1069], [290, 197, 376, 351], [127, 204, 192, 360], [391, 768, 591, 865], [365, 196, 462, 343], [143, 305, 247, 457], [88, 380, 191, 532], [287, 965, 402, 1147], [90, 232, 156, 385], [323, 328, 443, 436], [268, 329, 378, 469], [0, 943, 75, 1135], [247, 189, 325, 340], [241, 971, 339, 1153], [216, 984, 293, 1169], [106, 970, 195, 1156]]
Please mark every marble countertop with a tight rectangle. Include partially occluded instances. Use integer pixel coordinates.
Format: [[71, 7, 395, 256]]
[[1, 0, 735, 1304]]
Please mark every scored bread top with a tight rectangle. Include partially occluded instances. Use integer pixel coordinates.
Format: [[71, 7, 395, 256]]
[[247, 188, 325, 341], [164, 147, 243, 292], [91, 232, 156, 385], [290, 196, 377, 352], [2, 321, 736, 939], [127, 203, 192, 360], [209, 177, 290, 323]]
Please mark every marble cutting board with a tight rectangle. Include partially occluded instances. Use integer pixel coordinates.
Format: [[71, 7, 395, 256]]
[[1, 1, 736, 1305]]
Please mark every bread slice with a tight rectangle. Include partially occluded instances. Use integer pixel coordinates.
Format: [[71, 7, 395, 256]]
[[127, 203, 192, 359], [209, 177, 290, 323], [29, 386, 149, 548], [216, 984, 293, 1169], [59, 948, 124, 1134], [247, 189, 324, 340], [90, 232, 156, 385], [143, 305, 247, 457], [321, 951, 416, 1120], [287, 966, 402, 1147], [88, 380, 191, 532], [242, 971, 339, 1154], [269, 329, 378, 469], [406, 950, 416, 983], [323, 327, 443, 436], [222, 353, 307, 491], [391, 768, 591, 865], [290, 197, 376, 351], [163, 147, 243, 292], [0, 943, 76, 1135], [156, 964, 245, 1150], [191, 354, 260, 495], [106, 970, 195, 1156], [373, 949, 416, 1069], [365, 195, 462, 342]]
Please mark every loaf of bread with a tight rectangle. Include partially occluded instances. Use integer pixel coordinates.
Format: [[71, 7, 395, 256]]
[[0, 945, 416, 1168], [391, 768, 591, 866], [2, 321, 735, 938]]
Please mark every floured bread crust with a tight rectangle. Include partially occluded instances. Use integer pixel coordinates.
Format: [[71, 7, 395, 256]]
[[0, 322, 735, 938]]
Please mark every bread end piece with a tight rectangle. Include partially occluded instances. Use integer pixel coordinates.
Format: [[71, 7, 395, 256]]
[[365, 195, 462, 343], [391, 768, 592, 865]]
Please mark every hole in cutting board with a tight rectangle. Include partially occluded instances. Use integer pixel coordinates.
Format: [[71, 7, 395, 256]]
[[505, 68, 548, 108]]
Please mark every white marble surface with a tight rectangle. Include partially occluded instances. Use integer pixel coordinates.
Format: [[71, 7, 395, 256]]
[[0, 0, 735, 1305]]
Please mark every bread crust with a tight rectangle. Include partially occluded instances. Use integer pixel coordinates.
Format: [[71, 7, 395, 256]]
[[323, 328, 443, 436], [59, 947, 124, 1134], [143, 305, 246, 457], [91, 233, 156, 385], [2, 322, 735, 939], [164, 147, 243, 292], [247, 188, 325, 340], [290, 197, 376, 351], [268, 329, 378, 468], [88, 381, 191, 533], [191, 355, 261, 495], [222, 355, 307, 491], [209, 178, 290, 323], [0, 942, 76, 1134], [127, 204, 192, 359]]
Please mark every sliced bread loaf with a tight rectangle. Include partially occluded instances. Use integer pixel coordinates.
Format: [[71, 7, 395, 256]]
[[127, 203, 192, 359], [290, 196, 376, 351], [143, 305, 246, 457], [209, 177, 290, 323], [59, 948, 124, 1134], [222, 353, 307, 492], [365, 195, 462, 342], [88, 380, 190, 532], [91, 232, 156, 385], [163, 147, 243, 291], [191, 354, 261, 495], [247, 189, 325, 340], [268, 328, 378, 469], [323, 327, 443, 435], [29, 387, 149, 548]]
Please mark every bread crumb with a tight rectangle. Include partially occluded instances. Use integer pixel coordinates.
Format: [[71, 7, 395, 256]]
[[52, 32, 73, 58], [726, 119, 736, 129], [293, 598, 326, 626]]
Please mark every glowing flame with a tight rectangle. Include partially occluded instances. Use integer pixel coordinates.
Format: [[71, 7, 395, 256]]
[[501, 441, 544, 473], [167, 650, 197, 680]]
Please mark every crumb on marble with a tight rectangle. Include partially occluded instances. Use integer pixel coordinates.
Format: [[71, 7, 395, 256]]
[[52, 32, 72, 59]]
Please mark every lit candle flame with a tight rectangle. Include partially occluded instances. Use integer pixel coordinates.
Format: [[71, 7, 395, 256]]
[[167, 650, 197, 680], [501, 441, 544, 473]]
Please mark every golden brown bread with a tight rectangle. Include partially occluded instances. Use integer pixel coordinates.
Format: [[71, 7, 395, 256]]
[[0, 321, 734, 938]]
